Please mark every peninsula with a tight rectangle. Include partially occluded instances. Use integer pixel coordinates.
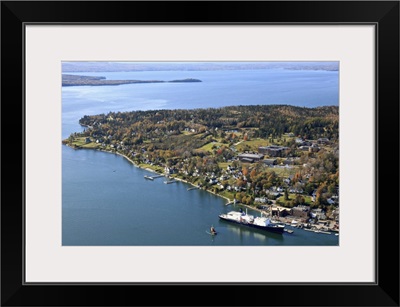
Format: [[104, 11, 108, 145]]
[[63, 104, 339, 233], [62, 74, 202, 86]]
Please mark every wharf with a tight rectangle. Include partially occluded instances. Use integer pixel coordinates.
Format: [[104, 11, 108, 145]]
[[225, 200, 238, 206], [152, 175, 165, 179], [144, 174, 164, 180], [164, 180, 177, 184]]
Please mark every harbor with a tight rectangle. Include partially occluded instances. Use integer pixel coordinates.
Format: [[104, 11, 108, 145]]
[[62, 147, 339, 246], [141, 168, 339, 237]]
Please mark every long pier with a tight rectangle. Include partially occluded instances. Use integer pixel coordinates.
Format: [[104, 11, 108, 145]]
[[152, 175, 164, 179]]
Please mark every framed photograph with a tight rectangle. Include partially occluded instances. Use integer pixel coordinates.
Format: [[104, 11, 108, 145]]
[[2, 1, 399, 306]]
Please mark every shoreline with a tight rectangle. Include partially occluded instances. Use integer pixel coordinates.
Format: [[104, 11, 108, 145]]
[[65, 144, 233, 205], [64, 145, 339, 233]]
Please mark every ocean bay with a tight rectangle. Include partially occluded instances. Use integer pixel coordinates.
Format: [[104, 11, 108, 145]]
[[62, 66, 339, 246], [62, 146, 339, 246]]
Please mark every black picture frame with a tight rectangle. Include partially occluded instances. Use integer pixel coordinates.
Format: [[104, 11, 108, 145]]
[[1, 1, 399, 306]]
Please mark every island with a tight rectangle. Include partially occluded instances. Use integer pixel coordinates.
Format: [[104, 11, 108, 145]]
[[62, 74, 202, 86], [63, 104, 340, 233]]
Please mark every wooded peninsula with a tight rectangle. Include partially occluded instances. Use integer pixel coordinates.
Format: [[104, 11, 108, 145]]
[[62, 74, 202, 86], [63, 104, 339, 219]]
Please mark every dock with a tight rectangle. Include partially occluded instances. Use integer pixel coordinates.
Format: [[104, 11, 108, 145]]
[[144, 174, 164, 180], [164, 180, 176, 184], [187, 186, 200, 191], [225, 200, 237, 206]]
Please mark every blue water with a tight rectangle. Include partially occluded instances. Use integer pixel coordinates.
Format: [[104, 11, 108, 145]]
[[62, 68, 339, 246]]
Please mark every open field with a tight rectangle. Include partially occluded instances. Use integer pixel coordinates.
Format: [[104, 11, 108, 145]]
[[70, 137, 101, 149], [235, 138, 269, 151], [277, 194, 313, 207], [198, 141, 225, 153]]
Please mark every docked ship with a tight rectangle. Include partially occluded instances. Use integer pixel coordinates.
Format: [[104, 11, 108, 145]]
[[218, 209, 285, 234]]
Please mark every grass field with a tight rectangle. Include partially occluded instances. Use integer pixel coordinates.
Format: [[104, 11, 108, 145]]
[[198, 141, 225, 153], [235, 134, 296, 152], [235, 138, 269, 151], [71, 137, 101, 149], [277, 194, 313, 206], [218, 162, 231, 170], [138, 163, 164, 173], [219, 190, 235, 201]]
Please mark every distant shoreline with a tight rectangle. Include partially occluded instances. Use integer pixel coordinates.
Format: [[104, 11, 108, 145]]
[[62, 74, 202, 86]]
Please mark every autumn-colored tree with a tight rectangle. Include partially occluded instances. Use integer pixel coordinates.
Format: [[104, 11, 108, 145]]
[[315, 183, 327, 206], [236, 179, 246, 188], [250, 169, 257, 180]]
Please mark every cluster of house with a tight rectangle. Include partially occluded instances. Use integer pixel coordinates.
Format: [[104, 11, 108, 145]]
[[178, 164, 248, 192]]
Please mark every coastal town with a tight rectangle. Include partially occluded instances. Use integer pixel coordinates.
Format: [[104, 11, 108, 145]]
[[63, 105, 339, 235]]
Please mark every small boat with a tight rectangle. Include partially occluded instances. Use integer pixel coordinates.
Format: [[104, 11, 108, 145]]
[[284, 229, 294, 234], [206, 230, 217, 236], [219, 209, 285, 234]]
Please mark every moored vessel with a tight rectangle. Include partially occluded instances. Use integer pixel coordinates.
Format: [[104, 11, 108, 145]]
[[219, 210, 285, 234]]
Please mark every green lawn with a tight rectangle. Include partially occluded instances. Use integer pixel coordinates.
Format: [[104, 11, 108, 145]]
[[138, 163, 164, 173], [198, 141, 225, 153], [218, 162, 231, 170], [219, 190, 235, 201], [235, 138, 269, 152], [277, 193, 313, 206], [71, 137, 101, 149], [235, 134, 296, 152]]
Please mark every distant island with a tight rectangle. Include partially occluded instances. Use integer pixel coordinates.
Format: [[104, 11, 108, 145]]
[[62, 61, 339, 73], [62, 74, 202, 86]]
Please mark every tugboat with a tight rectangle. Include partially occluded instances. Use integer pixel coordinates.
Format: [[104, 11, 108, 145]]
[[219, 209, 285, 234], [206, 225, 218, 236]]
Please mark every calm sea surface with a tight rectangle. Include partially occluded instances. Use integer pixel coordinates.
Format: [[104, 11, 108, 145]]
[[62, 69, 339, 246]]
